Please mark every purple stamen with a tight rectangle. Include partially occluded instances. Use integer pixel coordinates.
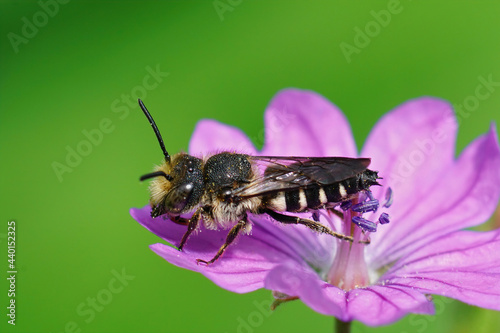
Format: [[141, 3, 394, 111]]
[[384, 187, 393, 208], [312, 211, 320, 222], [352, 199, 380, 213], [366, 190, 375, 201], [378, 212, 390, 224], [352, 216, 377, 232], [340, 201, 352, 211]]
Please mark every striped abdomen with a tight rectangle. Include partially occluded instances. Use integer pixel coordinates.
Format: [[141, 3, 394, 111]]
[[263, 171, 377, 212]]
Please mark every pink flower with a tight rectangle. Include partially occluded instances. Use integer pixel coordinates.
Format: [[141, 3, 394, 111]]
[[131, 89, 500, 326]]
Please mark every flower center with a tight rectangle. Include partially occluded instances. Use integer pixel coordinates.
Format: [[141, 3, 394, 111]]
[[326, 202, 370, 290], [326, 189, 392, 291]]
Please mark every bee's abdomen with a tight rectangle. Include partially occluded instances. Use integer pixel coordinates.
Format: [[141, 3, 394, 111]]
[[264, 176, 364, 212], [323, 177, 361, 202]]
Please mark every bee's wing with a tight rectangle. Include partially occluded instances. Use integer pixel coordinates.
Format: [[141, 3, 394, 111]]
[[231, 156, 371, 198]]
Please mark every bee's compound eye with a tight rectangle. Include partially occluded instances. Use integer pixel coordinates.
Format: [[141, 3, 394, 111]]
[[165, 183, 195, 213]]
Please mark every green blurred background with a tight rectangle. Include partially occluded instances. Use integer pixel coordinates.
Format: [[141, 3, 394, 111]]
[[1, 1, 500, 332]]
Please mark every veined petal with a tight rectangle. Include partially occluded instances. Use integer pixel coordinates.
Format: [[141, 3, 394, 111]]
[[150, 243, 272, 293], [264, 264, 346, 318], [362, 97, 457, 199], [360, 97, 456, 232], [367, 121, 500, 267], [252, 213, 337, 276], [261, 89, 357, 157], [344, 285, 434, 326], [264, 264, 434, 326], [131, 206, 312, 293], [188, 119, 257, 155], [130, 206, 187, 245], [384, 229, 500, 311]]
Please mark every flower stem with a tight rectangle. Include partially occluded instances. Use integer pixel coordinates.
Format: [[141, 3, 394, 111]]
[[335, 318, 351, 333]]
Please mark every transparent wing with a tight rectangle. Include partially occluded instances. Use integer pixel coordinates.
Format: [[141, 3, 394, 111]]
[[231, 156, 371, 198]]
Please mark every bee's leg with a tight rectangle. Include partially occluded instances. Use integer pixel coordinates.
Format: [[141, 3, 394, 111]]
[[328, 208, 344, 220], [178, 208, 203, 251], [196, 217, 247, 266], [264, 209, 353, 242], [169, 215, 189, 226]]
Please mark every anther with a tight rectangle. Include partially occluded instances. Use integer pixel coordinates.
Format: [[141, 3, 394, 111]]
[[351, 200, 380, 213], [340, 201, 352, 211], [352, 216, 377, 232], [312, 211, 320, 222], [384, 187, 393, 208], [378, 212, 390, 225], [366, 190, 375, 201]]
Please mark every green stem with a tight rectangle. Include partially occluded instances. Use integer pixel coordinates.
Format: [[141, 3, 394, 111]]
[[335, 318, 351, 333]]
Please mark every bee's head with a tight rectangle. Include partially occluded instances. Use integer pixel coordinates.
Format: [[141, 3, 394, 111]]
[[138, 99, 204, 218], [141, 153, 204, 217]]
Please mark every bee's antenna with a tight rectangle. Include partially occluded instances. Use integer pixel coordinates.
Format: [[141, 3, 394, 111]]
[[138, 99, 171, 163], [140, 171, 173, 182]]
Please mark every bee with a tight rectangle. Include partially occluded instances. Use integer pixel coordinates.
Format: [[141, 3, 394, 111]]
[[138, 99, 380, 265]]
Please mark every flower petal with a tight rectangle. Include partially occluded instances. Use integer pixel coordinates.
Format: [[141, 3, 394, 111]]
[[131, 206, 314, 293], [265, 264, 345, 318], [264, 263, 434, 326], [130, 206, 186, 245], [345, 285, 434, 326], [361, 97, 457, 223], [261, 89, 357, 157], [362, 96, 457, 215], [188, 119, 257, 155], [365, 99, 500, 266], [384, 229, 500, 311], [362, 97, 457, 191], [149, 243, 271, 293]]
